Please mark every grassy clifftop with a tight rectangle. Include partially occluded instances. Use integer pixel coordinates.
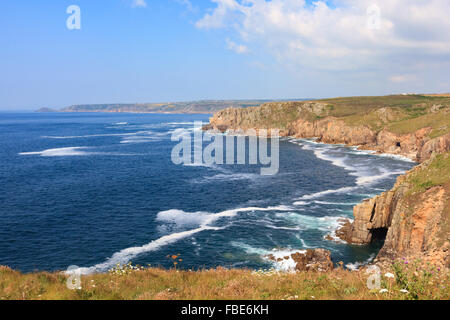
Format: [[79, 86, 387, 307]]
[[211, 95, 450, 136], [0, 262, 448, 300]]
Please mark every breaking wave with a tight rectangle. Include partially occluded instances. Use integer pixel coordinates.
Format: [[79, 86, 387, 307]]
[[69, 205, 293, 274]]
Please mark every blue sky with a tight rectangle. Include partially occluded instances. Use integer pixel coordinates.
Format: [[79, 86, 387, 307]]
[[1, 0, 449, 110]]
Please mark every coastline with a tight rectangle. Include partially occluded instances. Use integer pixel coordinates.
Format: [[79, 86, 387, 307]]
[[204, 99, 449, 270]]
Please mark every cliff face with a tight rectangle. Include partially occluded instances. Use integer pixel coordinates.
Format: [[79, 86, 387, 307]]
[[207, 98, 450, 267], [339, 152, 450, 268], [208, 102, 450, 162]]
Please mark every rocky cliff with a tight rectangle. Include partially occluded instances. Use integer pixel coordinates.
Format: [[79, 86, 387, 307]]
[[206, 96, 450, 268], [338, 152, 449, 268], [207, 99, 450, 162]]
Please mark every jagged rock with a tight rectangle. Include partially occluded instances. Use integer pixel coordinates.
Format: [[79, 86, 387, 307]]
[[335, 153, 449, 266], [266, 249, 334, 272], [417, 133, 450, 162], [207, 102, 450, 268]]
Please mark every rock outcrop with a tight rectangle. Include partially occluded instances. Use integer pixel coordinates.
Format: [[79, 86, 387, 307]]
[[207, 99, 450, 268], [337, 152, 450, 268], [208, 102, 450, 162], [266, 249, 334, 272]]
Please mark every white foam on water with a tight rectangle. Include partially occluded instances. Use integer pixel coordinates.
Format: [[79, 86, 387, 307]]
[[165, 122, 196, 126], [19, 147, 92, 157], [19, 147, 137, 157], [264, 224, 302, 231], [298, 237, 311, 248], [346, 253, 376, 271], [292, 200, 309, 206], [120, 134, 166, 144], [355, 170, 406, 186], [42, 131, 149, 139], [313, 200, 360, 206], [231, 242, 306, 272], [277, 212, 350, 234], [69, 205, 293, 274], [191, 173, 260, 184], [291, 139, 413, 204], [374, 152, 416, 163], [67, 225, 219, 275], [296, 186, 358, 201]]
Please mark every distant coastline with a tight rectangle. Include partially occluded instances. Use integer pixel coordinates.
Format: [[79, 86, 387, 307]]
[[35, 99, 310, 114]]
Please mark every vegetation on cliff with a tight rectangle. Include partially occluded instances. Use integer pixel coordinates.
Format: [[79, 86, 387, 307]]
[[207, 95, 449, 270], [407, 151, 450, 194], [0, 262, 448, 300], [211, 94, 450, 134], [337, 151, 449, 269], [208, 95, 450, 162]]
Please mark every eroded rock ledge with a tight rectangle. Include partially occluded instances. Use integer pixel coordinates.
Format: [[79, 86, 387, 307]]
[[265, 249, 334, 272], [336, 153, 450, 268]]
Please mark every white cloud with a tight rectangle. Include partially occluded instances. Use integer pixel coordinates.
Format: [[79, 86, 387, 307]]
[[389, 74, 417, 83], [175, 0, 195, 12], [195, 0, 450, 74], [226, 38, 248, 54], [131, 0, 147, 8]]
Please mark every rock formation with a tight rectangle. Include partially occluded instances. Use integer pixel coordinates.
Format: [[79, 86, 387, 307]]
[[336, 152, 450, 268], [266, 249, 334, 272], [206, 98, 450, 268], [208, 102, 450, 162]]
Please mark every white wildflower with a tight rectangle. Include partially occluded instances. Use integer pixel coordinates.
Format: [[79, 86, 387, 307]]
[[400, 289, 409, 293], [384, 272, 395, 279], [379, 289, 388, 293]]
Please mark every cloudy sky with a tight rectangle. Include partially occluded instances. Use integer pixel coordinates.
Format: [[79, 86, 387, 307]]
[[1, 0, 449, 110]]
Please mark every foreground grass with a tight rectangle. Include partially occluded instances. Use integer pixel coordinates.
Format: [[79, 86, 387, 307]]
[[1, 261, 448, 300]]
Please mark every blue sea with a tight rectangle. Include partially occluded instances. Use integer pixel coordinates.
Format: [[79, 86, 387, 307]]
[[0, 112, 415, 273]]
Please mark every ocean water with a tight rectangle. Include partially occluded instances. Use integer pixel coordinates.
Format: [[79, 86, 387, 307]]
[[0, 112, 415, 273]]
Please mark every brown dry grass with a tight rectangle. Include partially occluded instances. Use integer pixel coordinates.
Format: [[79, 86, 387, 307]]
[[0, 264, 448, 300]]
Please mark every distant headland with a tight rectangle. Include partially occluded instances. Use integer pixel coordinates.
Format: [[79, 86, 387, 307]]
[[35, 99, 304, 114]]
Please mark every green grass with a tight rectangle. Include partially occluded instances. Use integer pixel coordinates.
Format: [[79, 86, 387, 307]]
[[318, 94, 450, 116], [0, 262, 448, 300], [407, 152, 450, 194], [387, 111, 450, 137], [219, 95, 450, 137]]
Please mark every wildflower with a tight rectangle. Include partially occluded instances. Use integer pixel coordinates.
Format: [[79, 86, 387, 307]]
[[400, 289, 409, 293], [384, 272, 395, 279], [310, 296, 315, 299], [379, 289, 388, 293]]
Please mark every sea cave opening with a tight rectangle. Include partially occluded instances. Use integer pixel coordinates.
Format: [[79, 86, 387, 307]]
[[370, 227, 388, 243]]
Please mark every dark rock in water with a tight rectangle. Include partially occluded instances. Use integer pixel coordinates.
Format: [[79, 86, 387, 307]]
[[334, 219, 353, 243], [266, 249, 334, 272]]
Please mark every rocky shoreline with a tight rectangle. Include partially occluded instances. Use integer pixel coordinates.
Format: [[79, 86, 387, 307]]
[[205, 99, 450, 270], [206, 104, 449, 163]]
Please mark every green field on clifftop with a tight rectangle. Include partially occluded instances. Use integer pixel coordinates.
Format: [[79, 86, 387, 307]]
[[218, 95, 450, 136]]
